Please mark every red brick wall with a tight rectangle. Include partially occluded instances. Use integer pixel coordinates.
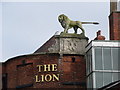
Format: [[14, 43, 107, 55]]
[[17, 64, 33, 86], [0, 63, 2, 89], [109, 12, 120, 40], [2, 54, 86, 89], [62, 55, 86, 82], [61, 55, 86, 88]]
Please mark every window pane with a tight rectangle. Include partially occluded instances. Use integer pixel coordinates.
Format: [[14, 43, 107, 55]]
[[89, 49, 92, 73], [86, 54, 89, 75], [95, 72, 103, 88], [87, 52, 90, 74], [87, 74, 93, 88], [103, 48, 112, 70], [88, 51, 90, 73], [86, 49, 92, 75], [95, 47, 103, 70], [112, 48, 119, 70], [113, 73, 119, 82], [87, 77, 90, 88], [119, 73, 120, 80], [88, 74, 93, 88], [103, 72, 112, 86], [119, 48, 120, 70]]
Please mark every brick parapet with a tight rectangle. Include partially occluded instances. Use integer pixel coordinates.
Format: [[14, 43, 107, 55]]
[[2, 53, 86, 88]]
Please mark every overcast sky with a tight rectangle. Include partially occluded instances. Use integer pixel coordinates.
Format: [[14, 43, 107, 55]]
[[1, 1, 110, 62]]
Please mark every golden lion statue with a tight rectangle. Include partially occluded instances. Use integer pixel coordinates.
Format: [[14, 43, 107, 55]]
[[58, 14, 99, 35]]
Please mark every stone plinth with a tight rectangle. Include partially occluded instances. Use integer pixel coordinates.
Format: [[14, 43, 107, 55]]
[[34, 33, 89, 55]]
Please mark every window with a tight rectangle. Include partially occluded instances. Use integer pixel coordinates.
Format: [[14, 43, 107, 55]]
[[89, 74, 93, 88], [87, 74, 93, 88], [95, 47, 103, 70], [112, 48, 120, 70], [86, 49, 92, 75], [87, 76, 90, 88], [113, 73, 119, 82], [95, 72, 103, 88], [103, 48, 112, 70], [103, 72, 112, 86], [86, 54, 89, 75], [86, 41, 120, 89], [89, 49, 92, 74]]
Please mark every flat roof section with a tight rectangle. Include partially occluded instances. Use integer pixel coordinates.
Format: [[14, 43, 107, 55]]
[[86, 40, 120, 52]]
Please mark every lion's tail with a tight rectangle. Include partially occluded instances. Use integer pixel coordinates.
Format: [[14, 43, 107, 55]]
[[81, 22, 99, 25]]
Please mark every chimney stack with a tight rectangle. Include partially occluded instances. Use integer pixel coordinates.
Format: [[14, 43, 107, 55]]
[[109, 0, 120, 40]]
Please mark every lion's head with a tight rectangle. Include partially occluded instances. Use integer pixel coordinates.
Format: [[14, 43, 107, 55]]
[[58, 14, 69, 28], [58, 14, 68, 23]]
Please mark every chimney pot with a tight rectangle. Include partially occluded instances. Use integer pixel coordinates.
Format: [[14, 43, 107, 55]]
[[97, 30, 101, 36]]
